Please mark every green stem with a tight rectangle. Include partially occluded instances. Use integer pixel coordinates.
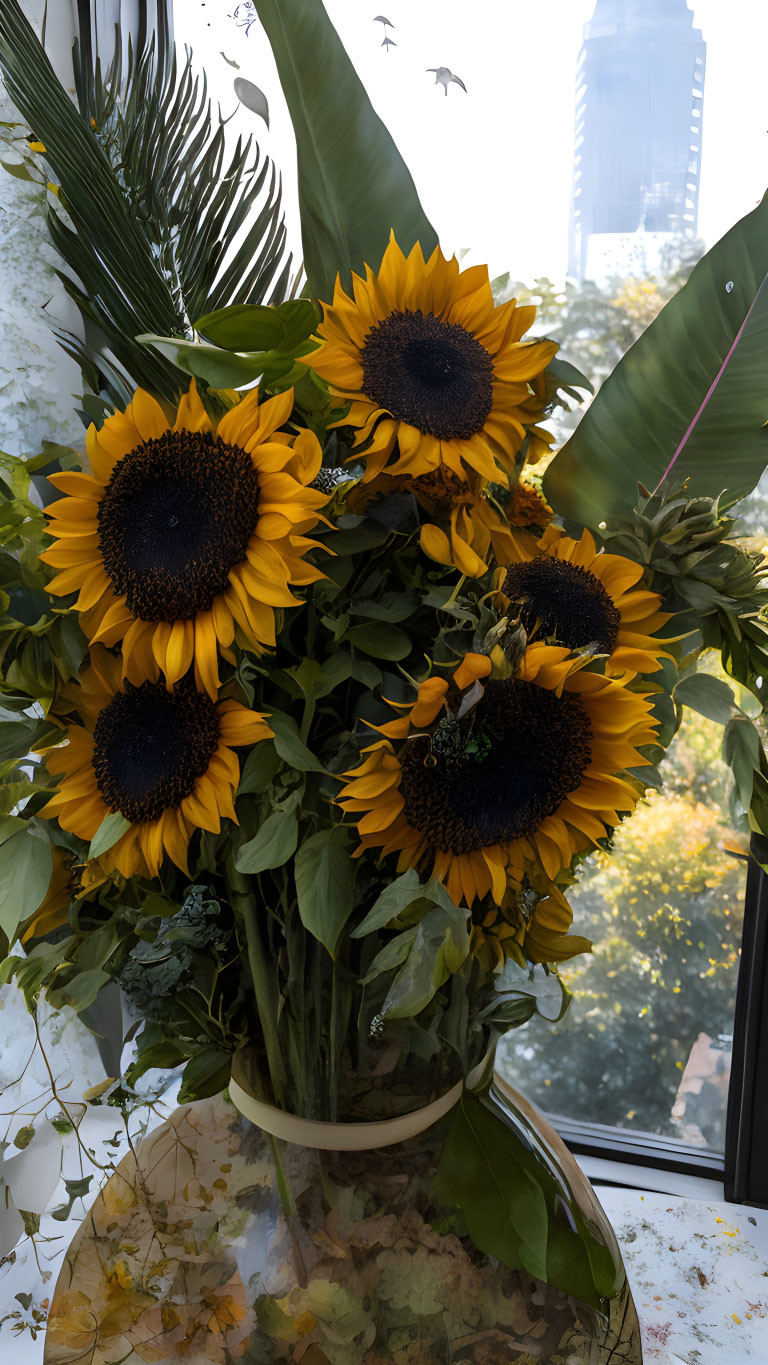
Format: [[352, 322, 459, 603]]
[[269, 1133, 308, 1288], [329, 959, 339, 1122], [225, 848, 288, 1107], [443, 574, 467, 610], [299, 693, 316, 744]]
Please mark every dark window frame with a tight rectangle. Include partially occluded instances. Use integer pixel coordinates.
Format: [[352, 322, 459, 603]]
[[724, 854, 768, 1205], [550, 1115, 724, 1181]]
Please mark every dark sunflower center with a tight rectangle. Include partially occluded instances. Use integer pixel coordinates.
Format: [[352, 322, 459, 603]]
[[502, 558, 621, 653], [92, 679, 220, 823], [360, 309, 494, 441], [97, 430, 260, 622], [398, 678, 592, 853]]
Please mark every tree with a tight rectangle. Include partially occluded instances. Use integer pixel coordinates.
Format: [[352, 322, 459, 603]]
[[497, 237, 705, 439], [499, 702, 745, 1141]]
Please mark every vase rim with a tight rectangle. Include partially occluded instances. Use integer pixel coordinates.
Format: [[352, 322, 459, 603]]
[[228, 1076, 464, 1150]]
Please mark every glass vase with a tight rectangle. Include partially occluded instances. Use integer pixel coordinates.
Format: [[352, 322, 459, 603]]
[[45, 1072, 642, 1364]]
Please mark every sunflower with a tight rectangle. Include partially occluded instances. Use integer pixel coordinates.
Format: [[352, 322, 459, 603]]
[[305, 233, 557, 487], [338, 646, 658, 905], [499, 525, 672, 678], [39, 649, 271, 879], [41, 383, 329, 697], [348, 467, 517, 576], [471, 878, 588, 972]]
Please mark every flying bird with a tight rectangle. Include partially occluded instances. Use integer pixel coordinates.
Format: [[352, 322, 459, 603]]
[[381, 36, 397, 53], [374, 15, 395, 28], [427, 67, 467, 96]]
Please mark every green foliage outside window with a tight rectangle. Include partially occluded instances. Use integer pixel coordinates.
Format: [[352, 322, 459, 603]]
[[502, 698, 746, 1145]]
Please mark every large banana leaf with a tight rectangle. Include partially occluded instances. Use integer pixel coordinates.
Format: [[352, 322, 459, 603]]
[[0, 0, 289, 403], [253, 0, 437, 303], [543, 194, 768, 527]]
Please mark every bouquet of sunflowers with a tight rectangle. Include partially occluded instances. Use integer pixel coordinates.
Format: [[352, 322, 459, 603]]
[[2, 1, 768, 1359], [14, 226, 655, 1107]]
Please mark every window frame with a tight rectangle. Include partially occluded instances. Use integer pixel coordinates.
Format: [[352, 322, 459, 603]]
[[724, 854, 768, 1205]]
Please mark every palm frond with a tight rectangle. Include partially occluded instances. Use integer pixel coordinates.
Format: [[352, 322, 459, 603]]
[[0, 0, 290, 404]]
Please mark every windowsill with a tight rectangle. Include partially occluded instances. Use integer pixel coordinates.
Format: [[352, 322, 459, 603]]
[[583, 1183, 768, 1363], [579, 1153, 726, 1203]]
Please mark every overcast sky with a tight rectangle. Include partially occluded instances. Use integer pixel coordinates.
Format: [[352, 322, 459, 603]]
[[175, 1, 768, 285]]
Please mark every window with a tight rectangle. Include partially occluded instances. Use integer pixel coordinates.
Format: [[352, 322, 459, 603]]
[[497, 684, 746, 1157], [170, 0, 768, 1202]]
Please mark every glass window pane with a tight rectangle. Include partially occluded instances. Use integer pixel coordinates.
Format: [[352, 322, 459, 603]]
[[498, 682, 747, 1152], [172, 0, 768, 1157]]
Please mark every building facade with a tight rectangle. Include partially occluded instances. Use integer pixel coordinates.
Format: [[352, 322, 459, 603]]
[[569, 0, 706, 281]]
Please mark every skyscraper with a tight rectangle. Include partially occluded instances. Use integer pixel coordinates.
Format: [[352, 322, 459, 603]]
[[568, 0, 706, 281]]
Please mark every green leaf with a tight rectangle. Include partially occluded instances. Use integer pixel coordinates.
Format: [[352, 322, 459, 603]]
[[546, 354, 594, 396], [238, 741, 281, 796], [268, 708, 324, 772], [436, 1093, 549, 1282], [195, 303, 289, 349], [0, 717, 55, 764], [279, 653, 357, 705], [723, 715, 762, 809], [137, 334, 268, 388], [294, 827, 356, 956], [139, 891, 181, 918], [378, 899, 470, 1019], [352, 869, 426, 937], [346, 622, 411, 660], [362, 928, 416, 979], [195, 299, 318, 352], [235, 811, 299, 874], [253, 0, 437, 301], [544, 195, 768, 525], [479, 961, 571, 1029], [46, 968, 110, 1012], [237, 748, 282, 797], [63, 1176, 93, 1200], [348, 592, 420, 624], [88, 811, 131, 860], [0, 155, 35, 180], [673, 672, 738, 726], [361, 882, 470, 1019], [0, 822, 52, 944], [328, 521, 389, 555], [178, 1049, 231, 1102], [128, 1037, 187, 1082]]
